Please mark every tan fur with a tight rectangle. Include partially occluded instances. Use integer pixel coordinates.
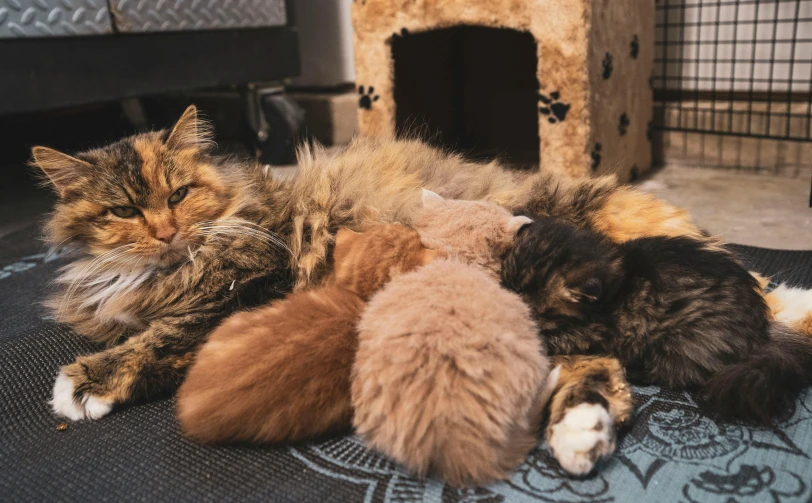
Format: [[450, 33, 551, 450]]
[[414, 190, 531, 276], [286, 136, 706, 287], [353, 260, 547, 487], [177, 224, 442, 444]]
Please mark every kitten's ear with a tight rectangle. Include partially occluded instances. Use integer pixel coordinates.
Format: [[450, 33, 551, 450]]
[[29, 146, 92, 197], [580, 277, 603, 301], [420, 189, 445, 207], [335, 227, 362, 252], [421, 248, 447, 266], [165, 105, 214, 151], [506, 215, 533, 234]]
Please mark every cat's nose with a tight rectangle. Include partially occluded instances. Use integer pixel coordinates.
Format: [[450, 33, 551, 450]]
[[154, 225, 178, 244]]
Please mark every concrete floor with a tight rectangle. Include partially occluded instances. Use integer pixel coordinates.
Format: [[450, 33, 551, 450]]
[[637, 165, 812, 250]]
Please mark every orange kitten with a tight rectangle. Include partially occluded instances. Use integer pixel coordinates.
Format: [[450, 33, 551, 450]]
[[176, 225, 442, 444]]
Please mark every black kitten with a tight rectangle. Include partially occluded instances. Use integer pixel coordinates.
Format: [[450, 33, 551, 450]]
[[501, 218, 812, 424]]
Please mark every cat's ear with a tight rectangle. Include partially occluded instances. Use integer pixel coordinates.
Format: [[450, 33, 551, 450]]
[[506, 215, 533, 234], [30, 146, 92, 197], [420, 189, 445, 207], [165, 105, 214, 151]]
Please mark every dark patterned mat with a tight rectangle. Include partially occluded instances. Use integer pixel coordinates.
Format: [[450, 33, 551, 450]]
[[1, 226, 811, 502]]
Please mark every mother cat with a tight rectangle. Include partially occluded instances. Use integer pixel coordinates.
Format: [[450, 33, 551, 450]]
[[33, 105, 799, 425]]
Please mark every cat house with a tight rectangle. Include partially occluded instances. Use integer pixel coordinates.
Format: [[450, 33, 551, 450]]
[[351, 0, 654, 180]]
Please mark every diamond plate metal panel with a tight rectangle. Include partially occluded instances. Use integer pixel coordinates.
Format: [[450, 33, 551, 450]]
[[110, 0, 287, 33], [0, 0, 112, 38]]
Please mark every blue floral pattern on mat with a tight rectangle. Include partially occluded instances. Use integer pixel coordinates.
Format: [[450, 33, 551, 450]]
[[0, 249, 70, 280], [290, 387, 812, 502]]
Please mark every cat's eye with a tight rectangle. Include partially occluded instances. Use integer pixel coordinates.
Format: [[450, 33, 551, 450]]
[[581, 277, 603, 301], [168, 186, 188, 205], [110, 206, 139, 218]]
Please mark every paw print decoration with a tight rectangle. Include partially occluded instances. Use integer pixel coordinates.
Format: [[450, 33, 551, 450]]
[[618, 113, 630, 136], [591, 143, 602, 171], [358, 86, 379, 110], [602, 53, 613, 80], [539, 91, 570, 124]]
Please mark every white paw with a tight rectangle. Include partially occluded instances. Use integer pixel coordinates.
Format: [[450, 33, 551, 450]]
[[548, 403, 614, 476], [50, 370, 113, 421]]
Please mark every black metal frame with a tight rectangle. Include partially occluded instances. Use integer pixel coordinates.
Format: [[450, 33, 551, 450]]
[[652, 0, 812, 142], [0, 27, 300, 117]]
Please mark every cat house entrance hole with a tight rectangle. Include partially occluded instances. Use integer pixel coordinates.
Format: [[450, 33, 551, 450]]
[[392, 26, 540, 167]]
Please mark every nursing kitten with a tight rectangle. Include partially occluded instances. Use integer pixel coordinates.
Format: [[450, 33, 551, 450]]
[[353, 259, 550, 486], [177, 224, 442, 444], [501, 218, 812, 424]]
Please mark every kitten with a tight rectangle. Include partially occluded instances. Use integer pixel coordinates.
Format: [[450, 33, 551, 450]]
[[353, 259, 550, 487], [177, 224, 442, 444], [501, 218, 812, 424]]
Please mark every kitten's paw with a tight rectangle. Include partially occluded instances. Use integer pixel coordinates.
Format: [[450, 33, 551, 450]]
[[50, 368, 113, 421], [548, 403, 614, 476]]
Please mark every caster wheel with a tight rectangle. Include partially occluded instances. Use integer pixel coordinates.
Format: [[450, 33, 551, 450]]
[[255, 94, 305, 165]]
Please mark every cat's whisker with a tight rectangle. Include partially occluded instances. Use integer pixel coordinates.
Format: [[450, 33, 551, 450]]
[[215, 218, 290, 248], [195, 224, 291, 255], [197, 228, 282, 250]]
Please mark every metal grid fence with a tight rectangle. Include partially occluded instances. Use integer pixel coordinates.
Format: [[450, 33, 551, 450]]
[[652, 0, 812, 142]]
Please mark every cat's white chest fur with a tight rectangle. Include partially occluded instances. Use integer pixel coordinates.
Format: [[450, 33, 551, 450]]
[[57, 260, 154, 326]]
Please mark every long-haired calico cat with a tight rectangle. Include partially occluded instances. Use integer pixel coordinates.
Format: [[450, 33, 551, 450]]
[[501, 218, 812, 424], [176, 224, 443, 444], [34, 105, 809, 422], [37, 106, 293, 420]]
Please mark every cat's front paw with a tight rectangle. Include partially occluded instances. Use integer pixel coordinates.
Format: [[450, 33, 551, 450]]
[[547, 403, 615, 476], [50, 366, 113, 420]]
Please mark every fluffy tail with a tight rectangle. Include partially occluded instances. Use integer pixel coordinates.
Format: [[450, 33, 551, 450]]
[[703, 322, 812, 425]]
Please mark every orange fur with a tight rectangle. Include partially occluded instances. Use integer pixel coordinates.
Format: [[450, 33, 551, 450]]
[[591, 186, 711, 245], [176, 224, 441, 444]]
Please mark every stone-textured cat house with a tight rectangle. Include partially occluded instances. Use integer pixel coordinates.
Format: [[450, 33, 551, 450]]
[[352, 0, 654, 179]]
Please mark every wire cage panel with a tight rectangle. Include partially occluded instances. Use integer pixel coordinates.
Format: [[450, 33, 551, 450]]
[[653, 0, 812, 142]]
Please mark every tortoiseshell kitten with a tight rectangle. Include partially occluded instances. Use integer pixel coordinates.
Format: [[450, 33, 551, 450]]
[[501, 218, 812, 424], [502, 218, 812, 423], [34, 106, 293, 420]]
